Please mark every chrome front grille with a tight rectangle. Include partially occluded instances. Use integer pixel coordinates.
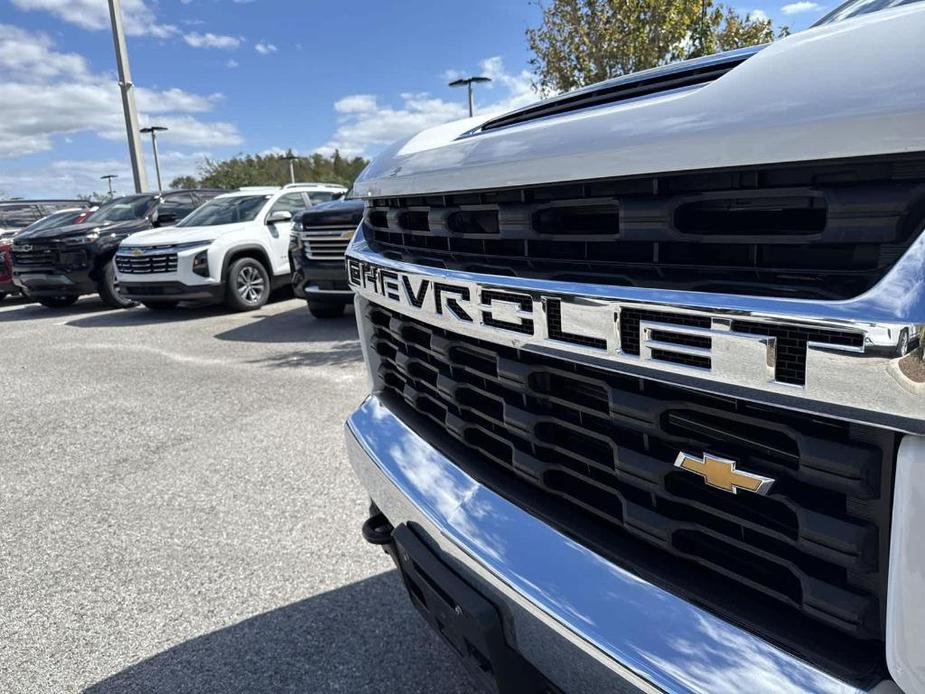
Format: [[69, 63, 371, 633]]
[[367, 303, 895, 668], [115, 252, 178, 274], [300, 228, 352, 260]]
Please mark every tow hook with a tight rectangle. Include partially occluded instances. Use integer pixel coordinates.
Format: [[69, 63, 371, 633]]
[[362, 510, 394, 545]]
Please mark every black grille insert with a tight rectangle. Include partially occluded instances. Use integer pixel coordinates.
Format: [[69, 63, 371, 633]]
[[364, 157, 925, 300], [367, 304, 895, 675]]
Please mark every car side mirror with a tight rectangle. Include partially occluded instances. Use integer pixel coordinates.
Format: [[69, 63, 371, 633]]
[[154, 211, 178, 227], [267, 210, 292, 224]]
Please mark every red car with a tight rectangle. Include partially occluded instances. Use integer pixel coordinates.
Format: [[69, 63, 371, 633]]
[[0, 239, 15, 301]]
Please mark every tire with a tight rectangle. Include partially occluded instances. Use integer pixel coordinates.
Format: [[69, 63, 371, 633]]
[[141, 301, 180, 311], [307, 300, 346, 319], [37, 295, 78, 309], [97, 259, 137, 309], [895, 329, 910, 358], [225, 257, 270, 311], [0, 292, 7, 302]]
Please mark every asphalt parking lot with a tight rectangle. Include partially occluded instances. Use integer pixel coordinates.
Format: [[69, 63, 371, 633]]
[[0, 294, 471, 694]]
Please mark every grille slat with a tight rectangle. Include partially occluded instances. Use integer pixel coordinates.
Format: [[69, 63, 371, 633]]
[[115, 253, 178, 274], [364, 159, 925, 300], [12, 245, 57, 266], [368, 305, 894, 645], [300, 230, 352, 260]]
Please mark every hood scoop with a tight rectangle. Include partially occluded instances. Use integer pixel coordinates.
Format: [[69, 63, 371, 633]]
[[477, 45, 763, 133]]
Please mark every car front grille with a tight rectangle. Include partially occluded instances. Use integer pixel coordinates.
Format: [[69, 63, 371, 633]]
[[115, 253, 178, 274], [299, 229, 352, 260], [12, 245, 56, 267], [366, 304, 895, 665], [364, 156, 925, 300]]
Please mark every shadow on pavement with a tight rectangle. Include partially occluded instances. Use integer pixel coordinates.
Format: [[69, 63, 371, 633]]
[[67, 303, 231, 329], [215, 306, 358, 345], [247, 343, 363, 368], [85, 570, 472, 694], [0, 297, 112, 322]]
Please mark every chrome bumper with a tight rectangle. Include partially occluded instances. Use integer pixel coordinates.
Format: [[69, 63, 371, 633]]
[[345, 395, 883, 694]]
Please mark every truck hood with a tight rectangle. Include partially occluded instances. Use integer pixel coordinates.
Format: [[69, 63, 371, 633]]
[[298, 199, 365, 228], [120, 223, 248, 247], [354, 3, 925, 198], [15, 218, 149, 241]]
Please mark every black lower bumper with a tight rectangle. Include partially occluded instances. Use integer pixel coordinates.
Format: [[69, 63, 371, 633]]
[[120, 281, 224, 302], [293, 261, 352, 303], [13, 268, 95, 296], [371, 516, 551, 694]]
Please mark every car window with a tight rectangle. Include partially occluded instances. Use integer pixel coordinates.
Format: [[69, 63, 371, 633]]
[[159, 193, 198, 221], [270, 193, 309, 215], [21, 209, 83, 233], [0, 203, 41, 229], [194, 190, 223, 204], [87, 195, 154, 223], [176, 195, 270, 227], [307, 192, 336, 205]]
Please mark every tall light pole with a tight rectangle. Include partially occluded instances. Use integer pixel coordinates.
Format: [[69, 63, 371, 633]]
[[448, 76, 492, 118], [107, 0, 148, 193], [100, 174, 118, 198], [284, 154, 299, 184], [140, 126, 168, 191]]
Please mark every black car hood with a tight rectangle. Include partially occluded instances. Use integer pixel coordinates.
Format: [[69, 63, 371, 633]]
[[299, 199, 365, 228], [16, 218, 150, 241]]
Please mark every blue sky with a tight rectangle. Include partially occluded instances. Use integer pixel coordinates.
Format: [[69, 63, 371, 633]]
[[0, 0, 830, 198]]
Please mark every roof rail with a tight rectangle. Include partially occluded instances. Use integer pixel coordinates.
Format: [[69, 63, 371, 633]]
[[282, 182, 347, 189], [238, 186, 281, 191]]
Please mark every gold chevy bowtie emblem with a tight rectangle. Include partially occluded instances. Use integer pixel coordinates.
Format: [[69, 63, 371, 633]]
[[132, 249, 143, 257], [674, 452, 774, 495]]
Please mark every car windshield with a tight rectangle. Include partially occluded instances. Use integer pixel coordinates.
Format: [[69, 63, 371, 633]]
[[176, 195, 269, 227], [814, 0, 923, 24], [87, 196, 152, 223], [22, 209, 82, 233]]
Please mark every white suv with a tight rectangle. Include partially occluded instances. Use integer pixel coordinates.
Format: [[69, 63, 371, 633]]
[[115, 183, 346, 311]]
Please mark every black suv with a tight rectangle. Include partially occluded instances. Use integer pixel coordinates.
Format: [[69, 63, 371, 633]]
[[290, 197, 362, 318], [12, 190, 222, 309]]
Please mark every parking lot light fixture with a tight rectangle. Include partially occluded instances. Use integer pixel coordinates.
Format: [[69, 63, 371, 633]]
[[448, 76, 492, 118], [140, 125, 168, 192], [100, 174, 118, 198], [284, 154, 299, 185]]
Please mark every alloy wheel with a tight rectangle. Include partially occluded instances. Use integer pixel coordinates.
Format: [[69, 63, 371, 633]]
[[236, 265, 266, 304]]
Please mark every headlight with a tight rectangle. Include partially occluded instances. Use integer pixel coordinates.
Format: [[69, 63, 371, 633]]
[[173, 240, 213, 252], [192, 250, 209, 277]]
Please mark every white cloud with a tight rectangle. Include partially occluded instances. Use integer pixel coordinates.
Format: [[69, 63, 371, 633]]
[[0, 151, 212, 198], [183, 31, 241, 49], [226, 58, 239, 68], [334, 95, 378, 114], [781, 1, 821, 13], [10, 0, 178, 38], [254, 41, 277, 55], [748, 9, 769, 21], [318, 56, 537, 157], [0, 24, 241, 159]]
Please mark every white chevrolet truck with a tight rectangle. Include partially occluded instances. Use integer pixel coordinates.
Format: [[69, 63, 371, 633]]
[[343, 2, 925, 692]]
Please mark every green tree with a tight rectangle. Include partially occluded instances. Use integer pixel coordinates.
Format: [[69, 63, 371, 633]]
[[169, 175, 199, 189], [192, 149, 368, 190], [527, 0, 788, 94]]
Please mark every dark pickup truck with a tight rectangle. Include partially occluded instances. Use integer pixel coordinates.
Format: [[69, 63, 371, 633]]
[[290, 197, 362, 318], [12, 190, 221, 309]]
